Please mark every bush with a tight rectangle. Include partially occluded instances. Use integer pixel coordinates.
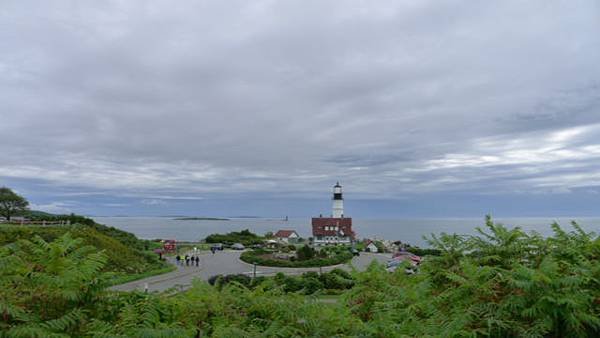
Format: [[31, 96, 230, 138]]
[[240, 249, 353, 268], [282, 276, 304, 293], [404, 246, 441, 256], [374, 241, 386, 253], [205, 229, 264, 246], [320, 272, 354, 290], [301, 276, 324, 294], [330, 268, 352, 280], [296, 244, 315, 260], [208, 274, 253, 288]]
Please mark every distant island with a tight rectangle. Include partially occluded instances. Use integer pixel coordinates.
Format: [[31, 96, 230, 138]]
[[173, 217, 229, 221]]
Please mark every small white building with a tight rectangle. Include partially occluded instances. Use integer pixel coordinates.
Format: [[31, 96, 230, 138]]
[[274, 230, 300, 244], [365, 241, 379, 253]]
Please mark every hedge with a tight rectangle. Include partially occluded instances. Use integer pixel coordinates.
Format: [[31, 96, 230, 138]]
[[240, 249, 353, 267], [405, 246, 442, 256], [209, 270, 355, 295]]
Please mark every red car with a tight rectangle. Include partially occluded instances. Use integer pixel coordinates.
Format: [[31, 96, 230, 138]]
[[392, 251, 421, 265]]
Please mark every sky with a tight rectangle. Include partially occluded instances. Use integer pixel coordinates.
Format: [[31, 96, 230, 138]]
[[1, 1, 600, 218]]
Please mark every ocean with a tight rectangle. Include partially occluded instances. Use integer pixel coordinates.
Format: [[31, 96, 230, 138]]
[[92, 216, 600, 247]]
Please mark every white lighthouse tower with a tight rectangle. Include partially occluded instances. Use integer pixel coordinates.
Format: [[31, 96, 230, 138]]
[[332, 182, 344, 218]]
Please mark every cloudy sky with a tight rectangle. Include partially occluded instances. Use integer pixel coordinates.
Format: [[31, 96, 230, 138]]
[[1, 1, 600, 217]]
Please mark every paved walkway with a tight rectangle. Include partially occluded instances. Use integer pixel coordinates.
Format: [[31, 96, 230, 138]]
[[111, 250, 391, 292]]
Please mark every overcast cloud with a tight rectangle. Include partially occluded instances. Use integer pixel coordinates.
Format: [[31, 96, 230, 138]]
[[1, 1, 600, 216]]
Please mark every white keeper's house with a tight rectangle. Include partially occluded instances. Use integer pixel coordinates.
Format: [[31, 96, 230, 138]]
[[274, 230, 300, 244]]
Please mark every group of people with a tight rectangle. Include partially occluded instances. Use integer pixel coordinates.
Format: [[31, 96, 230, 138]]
[[175, 254, 200, 267]]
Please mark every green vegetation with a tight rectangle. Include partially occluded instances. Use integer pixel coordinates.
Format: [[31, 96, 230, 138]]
[[23, 211, 96, 226], [204, 229, 264, 246], [373, 240, 386, 253], [207, 269, 355, 295], [1, 216, 599, 337], [403, 245, 441, 256], [108, 265, 177, 286], [0, 221, 169, 288], [240, 245, 354, 267]]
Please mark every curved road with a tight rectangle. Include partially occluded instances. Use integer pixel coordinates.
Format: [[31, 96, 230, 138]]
[[111, 250, 391, 292]]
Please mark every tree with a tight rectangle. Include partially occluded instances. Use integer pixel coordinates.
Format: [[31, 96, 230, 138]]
[[0, 187, 29, 221], [296, 244, 315, 260]]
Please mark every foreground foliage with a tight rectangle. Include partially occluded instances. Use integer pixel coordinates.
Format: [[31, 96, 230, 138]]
[[345, 216, 600, 337], [1, 217, 598, 337]]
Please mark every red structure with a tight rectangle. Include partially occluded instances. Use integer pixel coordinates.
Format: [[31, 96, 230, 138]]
[[162, 239, 177, 253], [311, 217, 355, 245]]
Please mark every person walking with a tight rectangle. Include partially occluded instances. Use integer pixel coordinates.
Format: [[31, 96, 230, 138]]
[[195, 256, 199, 267], [175, 254, 181, 266], [185, 254, 189, 266]]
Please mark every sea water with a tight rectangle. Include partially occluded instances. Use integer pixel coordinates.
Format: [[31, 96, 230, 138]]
[[92, 216, 600, 247]]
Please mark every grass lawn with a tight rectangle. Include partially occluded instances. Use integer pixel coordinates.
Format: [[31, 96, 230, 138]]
[[107, 264, 177, 287]]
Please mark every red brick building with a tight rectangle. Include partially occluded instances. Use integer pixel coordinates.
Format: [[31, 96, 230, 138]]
[[312, 216, 355, 245]]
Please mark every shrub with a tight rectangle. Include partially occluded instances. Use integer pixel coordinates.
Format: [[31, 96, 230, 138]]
[[282, 276, 304, 293], [296, 244, 315, 260], [330, 268, 352, 280], [374, 241, 386, 253], [404, 246, 441, 256], [317, 271, 355, 290], [204, 229, 264, 246], [302, 271, 319, 279], [301, 276, 324, 294], [240, 249, 353, 268]]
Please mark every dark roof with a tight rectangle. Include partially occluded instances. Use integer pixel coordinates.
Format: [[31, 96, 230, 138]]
[[274, 230, 298, 238], [311, 217, 355, 239]]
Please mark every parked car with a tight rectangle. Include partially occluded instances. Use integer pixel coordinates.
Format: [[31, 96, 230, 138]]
[[211, 243, 224, 251], [231, 243, 245, 250], [350, 248, 360, 256], [387, 259, 417, 274], [393, 251, 422, 264]]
